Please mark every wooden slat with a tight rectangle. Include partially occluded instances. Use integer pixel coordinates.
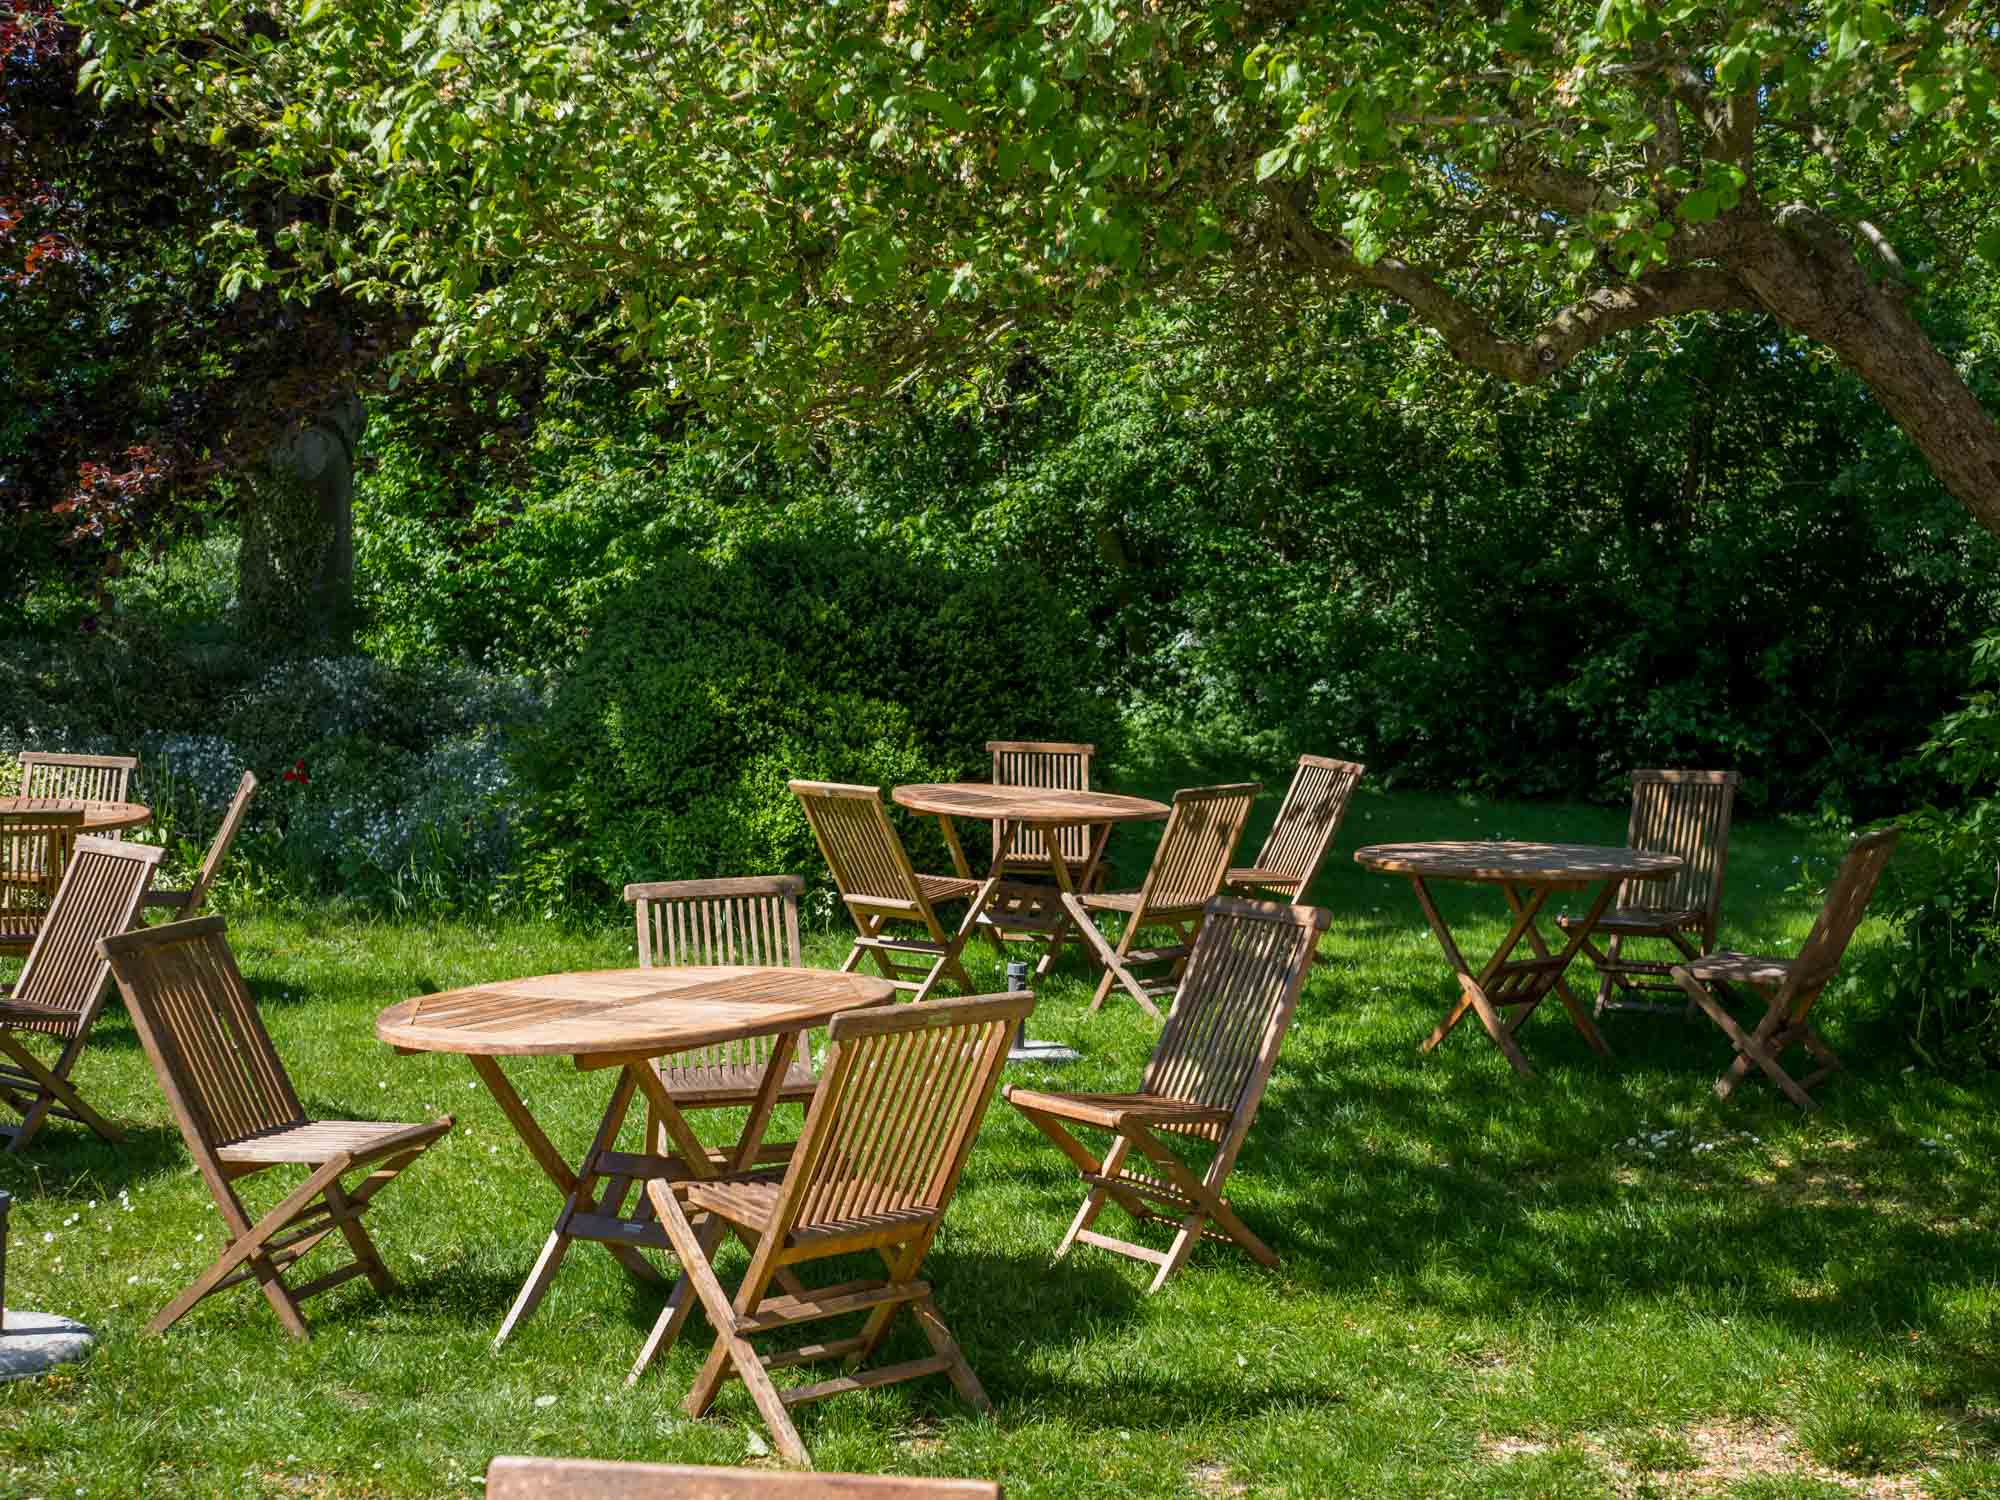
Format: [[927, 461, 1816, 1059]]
[[487, 1456, 1003, 1498], [1229, 754, 1365, 905]]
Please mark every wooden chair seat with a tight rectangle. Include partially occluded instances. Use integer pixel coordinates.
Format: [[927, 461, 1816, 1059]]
[[216, 1118, 453, 1169], [656, 1061, 819, 1110], [1676, 950, 1798, 987], [915, 873, 982, 905], [1067, 783, 1260, 1019], [1225, 866, 1300, 894], [1557, 904, 1703, 936], [0, 997, 78, 1036], [1000, 1088, 1233, 1133], [684, 1173, 941, 1249], [1007, 899, 1327, 1292]]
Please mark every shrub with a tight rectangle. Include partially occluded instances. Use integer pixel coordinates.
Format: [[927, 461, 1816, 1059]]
[[1860, 632, 2000, 1067], [513, 538, 1120, 909]]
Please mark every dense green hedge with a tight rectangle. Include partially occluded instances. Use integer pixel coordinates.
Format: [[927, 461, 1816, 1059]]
[[510, 538, 1120, 907]]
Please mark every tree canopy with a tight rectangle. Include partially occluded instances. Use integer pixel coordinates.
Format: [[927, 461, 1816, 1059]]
[[71, 1, 2000, 525]]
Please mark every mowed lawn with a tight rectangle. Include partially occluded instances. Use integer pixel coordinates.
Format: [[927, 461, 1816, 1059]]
[[3, 784, 1999, 1499]]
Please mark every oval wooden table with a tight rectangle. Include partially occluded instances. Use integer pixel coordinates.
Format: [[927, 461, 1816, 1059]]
[[377, 965, 897, 1350], [1354, 841, 1684, 1078], [891, 784, 1169, 981], [0, 795, 151, 835]]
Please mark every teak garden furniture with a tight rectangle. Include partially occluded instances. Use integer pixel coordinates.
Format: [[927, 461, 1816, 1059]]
[[792, 780, 982, 1001], [625, 875, 817, 1158], [1355, 841, 1683, 1078], [1063, 782, 1261, 1020], [0, 834, 163, 1151], [1672, 827, 1899, 1112], [629, 991, 1031, 1468], [891, 782, 1169, 981], [1226, 754, 1365, 905], [0, 804, 85, 956], [988, 738, 1099, 881], [17, 752, 140, 824], [143, 771, 258, 920], [375, 965, 898, 1347], [1556, 769, 1740, 1016], [99, 915, 454, 1338], [1006, 898, 1326, 1292], [0, 794, 151, 837], [487, 1455, 1002, 1497]]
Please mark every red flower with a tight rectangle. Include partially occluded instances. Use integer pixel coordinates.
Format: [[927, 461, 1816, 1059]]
[[282, 760, 310, 785]]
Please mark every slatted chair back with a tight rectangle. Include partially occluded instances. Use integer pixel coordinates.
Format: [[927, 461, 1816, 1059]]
[[989, 740, 1095, 865], [0, 805, 86, 922], [97, 915, 308, 1153], [626, 875, 805, 1072], [1140, 898, 1327, 1145], [186, 772, 257, 915], [776, 991, 1028, 1242], [791, 781, 925, 908], [1788, 827, 1900, 999], [1243, 755, 1364, 893], [486, 1456, 1004, 1498], [1136, 783, 1261, 910], [19, 751, 139, 805], [11, 835, 164, 1037], [1623, 770, 1739, 936]]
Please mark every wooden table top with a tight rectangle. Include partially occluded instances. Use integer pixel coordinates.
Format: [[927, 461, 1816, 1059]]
[[376, 966, 898, 1059], [1353, 841, 1683, 885], [0, 796, 151, 833], [892, 783, 1169, 825]]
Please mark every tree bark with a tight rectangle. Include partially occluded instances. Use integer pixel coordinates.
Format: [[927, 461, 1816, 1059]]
[[237, 392, 365, 645], [1729, 209, 2000, 539]]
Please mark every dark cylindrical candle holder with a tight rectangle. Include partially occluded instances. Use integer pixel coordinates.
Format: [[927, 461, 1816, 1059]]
[[0, 1188, 11, 1333]]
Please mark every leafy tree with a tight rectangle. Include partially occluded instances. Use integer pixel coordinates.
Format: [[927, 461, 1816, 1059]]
[[70, 1, 2000, 532]]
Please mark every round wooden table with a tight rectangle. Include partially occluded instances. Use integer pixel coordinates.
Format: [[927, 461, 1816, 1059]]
[[1354, 841, 1684, 1078], [0, 796, 151, 835], [377, 965, 896, 1346], [891, 783, 1168, 982]]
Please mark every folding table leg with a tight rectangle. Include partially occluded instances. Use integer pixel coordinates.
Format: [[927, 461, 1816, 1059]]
[[1408, 877, 1536, 1078]]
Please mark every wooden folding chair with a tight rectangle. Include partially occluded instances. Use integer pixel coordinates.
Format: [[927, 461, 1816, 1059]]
[[99, 916, 453, 1337], [487, 1455, 1002, 1497], [626, 874, 816, 1161], [19, 751, 140, 814], [1557, 769, 1739, 1015], [1064, 782, 1260, 1020], [1672, 827, 1899, 1113], [791, 781, 979, 1002], [1007, 898, 1326, 1292], [1226, 754, 1365, 904], [0, 834, 163, 1151], [631, 990, 1031, 1468], [0, 804, 85, 956], [143, 771, 257, 920]]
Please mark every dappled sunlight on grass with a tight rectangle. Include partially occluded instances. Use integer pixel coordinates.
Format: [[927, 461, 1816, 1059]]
[[0, 789, 1994, 1496]]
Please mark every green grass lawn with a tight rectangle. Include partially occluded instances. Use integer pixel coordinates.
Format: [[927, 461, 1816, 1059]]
[[3, 784, 1998, 1499]]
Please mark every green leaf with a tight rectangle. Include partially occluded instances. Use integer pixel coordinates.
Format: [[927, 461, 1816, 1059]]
[[911, 90, 972, 131], [1678, 187, 1721, 224], [1568, 239, 1598, 272], [1976, 226, 2000, 270], [1256, 145, 1292, 181], [1907, 76, 1945, 116]]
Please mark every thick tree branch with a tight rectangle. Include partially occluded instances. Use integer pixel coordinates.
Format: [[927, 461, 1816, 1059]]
[[1268, 192, 1757, 384]]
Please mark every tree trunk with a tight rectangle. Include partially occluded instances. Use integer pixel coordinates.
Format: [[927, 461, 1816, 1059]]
[[238, 392, 365, 645], [1734, 211, 2000, 539]]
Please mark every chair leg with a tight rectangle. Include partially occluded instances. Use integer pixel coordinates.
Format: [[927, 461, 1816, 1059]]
[[323, 1180, 397, 1295], [0, 1031, 123, 1150], [911, 1295, 991, 1413]]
